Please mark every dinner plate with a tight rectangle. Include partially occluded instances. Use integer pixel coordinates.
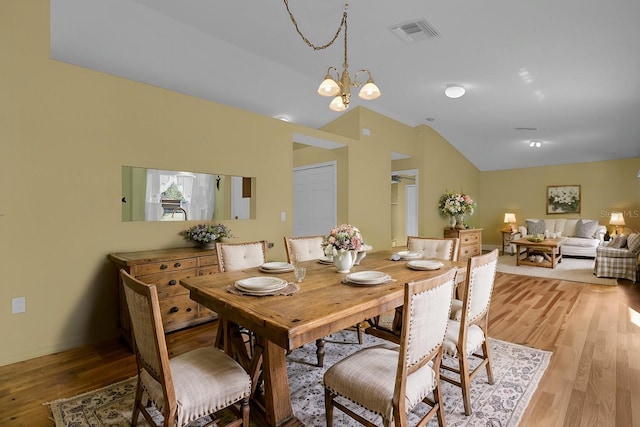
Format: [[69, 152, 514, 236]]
[[235, 277, 288, 292], [259, 265, 294, 273], [395, 251, 422, 260], [261, 262, 293, 270], [345, 271, 391, 285], [318, 256, 334, 264], [407, 260, 444, 271]]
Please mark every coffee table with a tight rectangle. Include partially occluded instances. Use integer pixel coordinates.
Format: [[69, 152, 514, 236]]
[[513, 237, 568, 269]]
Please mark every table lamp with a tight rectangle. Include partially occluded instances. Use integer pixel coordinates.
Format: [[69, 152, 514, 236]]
[[504, 213, 517, 232], [609, 212, 625, 236]]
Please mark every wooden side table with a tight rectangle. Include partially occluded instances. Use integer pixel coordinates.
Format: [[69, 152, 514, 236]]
[[501, 230, 520, 255]]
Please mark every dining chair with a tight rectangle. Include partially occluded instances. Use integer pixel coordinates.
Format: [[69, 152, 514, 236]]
[[406, 236, 460, 262], [284, 234, 363, 367], [440, 248, 499, 416], [216, 240, 269, 273], [366, 236, 460, 344], [120, 269, 251, 427], [324, 268, 456, 427], [216, 240, 269, 361], [283, 235, 325, 262]]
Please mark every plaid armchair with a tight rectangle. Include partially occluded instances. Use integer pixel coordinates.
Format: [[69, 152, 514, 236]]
[[594, 233, 640, 282]]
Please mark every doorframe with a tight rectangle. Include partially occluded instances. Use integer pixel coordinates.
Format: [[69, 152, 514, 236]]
[[391, 168, 419, 236], [293, 161, 337, 237]]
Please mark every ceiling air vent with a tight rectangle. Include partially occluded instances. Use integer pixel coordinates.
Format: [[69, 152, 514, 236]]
[[391, 19, 440, 44]]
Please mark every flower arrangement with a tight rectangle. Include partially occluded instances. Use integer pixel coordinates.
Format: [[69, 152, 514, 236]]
[[181, 223, 234, 244], [322, 224, 364, 254], [438, 191, 475, 216]]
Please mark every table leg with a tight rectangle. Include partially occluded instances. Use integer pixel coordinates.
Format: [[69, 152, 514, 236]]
[[252, 337, 302, 427]]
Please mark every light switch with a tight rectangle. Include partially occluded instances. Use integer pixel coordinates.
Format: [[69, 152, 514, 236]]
[[280, 212, 286, 221], [12, 297, 26, 314]]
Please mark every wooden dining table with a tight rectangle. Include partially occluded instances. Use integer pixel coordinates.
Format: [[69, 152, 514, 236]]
[[180, 250, 466, 427]]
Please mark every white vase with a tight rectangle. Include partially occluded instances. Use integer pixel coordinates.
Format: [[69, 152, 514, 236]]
[[333, 250, 356, 273], [448, 216, 457, 229]]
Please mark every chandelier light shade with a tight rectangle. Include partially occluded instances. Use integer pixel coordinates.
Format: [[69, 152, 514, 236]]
[[285, 2, 381, 112]]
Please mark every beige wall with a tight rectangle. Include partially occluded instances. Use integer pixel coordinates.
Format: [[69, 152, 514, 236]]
[[3, 0, 637, 366]]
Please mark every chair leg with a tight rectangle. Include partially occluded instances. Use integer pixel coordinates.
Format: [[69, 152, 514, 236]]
[[459, 354, 473, 416], [240, 396, 250, 426], [482, 340, 495, 384], [433, 377, 446, 427], [356, 323, 364, 344], [324, 387, 334, 427], [130, 378, 144, 427]]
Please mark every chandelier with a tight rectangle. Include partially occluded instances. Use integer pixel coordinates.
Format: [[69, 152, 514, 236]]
[[284, 2, 381, 112]]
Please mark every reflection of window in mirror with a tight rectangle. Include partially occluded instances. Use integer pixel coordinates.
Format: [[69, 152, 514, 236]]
[[121, 166, 256, 222]]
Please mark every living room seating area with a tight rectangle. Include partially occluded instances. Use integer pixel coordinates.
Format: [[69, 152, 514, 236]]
[[517, 218, 606, 258]]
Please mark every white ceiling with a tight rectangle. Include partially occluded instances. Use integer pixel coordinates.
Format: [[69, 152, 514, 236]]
[[50, 0, 640, 171]]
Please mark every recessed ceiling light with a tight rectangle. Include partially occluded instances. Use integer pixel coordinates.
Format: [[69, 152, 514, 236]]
[[529, 140, 542, 148], [444, 84, 465, 99], [275, 115, 290, 122]]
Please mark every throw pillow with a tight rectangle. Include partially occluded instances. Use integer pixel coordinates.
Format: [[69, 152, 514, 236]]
[[575, 219, 598, 238], [609, 235, 627, 248], [526, 220, 545, 236], [627, 233, 640, 253]]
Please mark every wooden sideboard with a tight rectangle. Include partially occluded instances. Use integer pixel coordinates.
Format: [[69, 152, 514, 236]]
[[444, 228, 483, 262], [108, 247, 219, 347]]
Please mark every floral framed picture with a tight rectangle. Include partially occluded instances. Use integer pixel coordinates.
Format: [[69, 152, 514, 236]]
[[547, 185, 581, 214]]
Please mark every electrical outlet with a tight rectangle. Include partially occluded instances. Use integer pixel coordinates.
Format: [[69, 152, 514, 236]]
[[12, 297, 26, 314]]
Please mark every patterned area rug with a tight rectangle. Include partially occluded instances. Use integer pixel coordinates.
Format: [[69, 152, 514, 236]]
[[47, 331, 551, 426], [497, 254, 617, 286]]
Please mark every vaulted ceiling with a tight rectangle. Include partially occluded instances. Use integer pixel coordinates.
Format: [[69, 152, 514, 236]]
[[51, 0, 640, 171]]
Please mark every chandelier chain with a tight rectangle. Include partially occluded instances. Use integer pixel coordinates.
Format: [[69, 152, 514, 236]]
[[283, 1, 348, 51]]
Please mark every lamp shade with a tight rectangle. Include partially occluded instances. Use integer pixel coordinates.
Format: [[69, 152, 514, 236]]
[[504, 213, 516, 224], [609, 212, 625, 226]]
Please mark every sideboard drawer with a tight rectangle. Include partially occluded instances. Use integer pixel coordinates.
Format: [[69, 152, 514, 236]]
[[139, 269, 198, 297], [134, 258, 198, 276], [444, 228, 483, 263], [459, 244, 481, 259], [160, 295, 200, 331]]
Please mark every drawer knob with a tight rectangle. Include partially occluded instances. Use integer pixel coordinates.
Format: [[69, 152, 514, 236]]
[[169, 307, 179, 313], [186, 307, 192, 312], [160, 264, 168, 270], [174, 262, 181, 268], [168, 280, 177, 286]]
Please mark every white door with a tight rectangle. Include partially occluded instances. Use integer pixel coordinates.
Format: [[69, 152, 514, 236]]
[[230, 176, 250, 220], [293, 162, 336, 236]]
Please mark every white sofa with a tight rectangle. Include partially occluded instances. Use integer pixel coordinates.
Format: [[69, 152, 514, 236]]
[[517, 218, 606, 258]]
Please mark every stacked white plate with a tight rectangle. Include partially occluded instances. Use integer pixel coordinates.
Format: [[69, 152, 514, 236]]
[[395, 251, 423, 260], [259, 262, 294, 273], [318, 256, 334, 265], [234, 277, 288, 294], [407, 260, 444, 271], [344, 271, 391, 286]]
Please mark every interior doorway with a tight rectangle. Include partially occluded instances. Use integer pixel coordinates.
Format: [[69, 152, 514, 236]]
[[391, 169, 418, 245]]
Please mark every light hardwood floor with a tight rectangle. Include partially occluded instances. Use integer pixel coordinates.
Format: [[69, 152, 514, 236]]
[[1, 273, 638, 426]]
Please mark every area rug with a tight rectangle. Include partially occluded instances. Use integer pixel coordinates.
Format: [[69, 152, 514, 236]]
[[47, 331, 551, 426], [497, 254, 617, 286]]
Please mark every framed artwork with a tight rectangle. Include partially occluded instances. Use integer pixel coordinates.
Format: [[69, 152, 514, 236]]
[[547, 185, 581, 214]]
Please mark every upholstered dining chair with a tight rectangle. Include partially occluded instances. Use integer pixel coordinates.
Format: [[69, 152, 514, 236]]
[[440, 248, 499, 416], [120, 269, 251, 427], [324, 268, 456, 427], [407, 236, 460, 262], [216, 240, 269, 273], [284, 235, 325, 263], [284, 234, 363, 367], [367, 236, 460, 343]]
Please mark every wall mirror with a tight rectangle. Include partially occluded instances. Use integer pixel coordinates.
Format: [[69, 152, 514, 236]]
[[121, 166, 256, 222]]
